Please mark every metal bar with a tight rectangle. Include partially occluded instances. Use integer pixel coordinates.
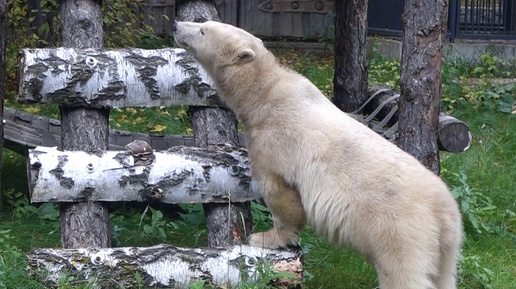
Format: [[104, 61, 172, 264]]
[[449, 0, 458, 41], [485, 0, 489, 33], [478, 0, 482, 33], [500, 0, 504, 32]]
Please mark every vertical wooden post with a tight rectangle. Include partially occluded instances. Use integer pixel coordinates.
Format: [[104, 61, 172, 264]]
[[0, 0, 6, 209], [59, 0, 111, 248], [189, 108, 252, 247], [332, 0, 369, 112], [399, 0, 448, 174], [177, 0, 252, 247]]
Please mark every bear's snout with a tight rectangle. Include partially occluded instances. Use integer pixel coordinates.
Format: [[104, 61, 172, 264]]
[[173, 21, 178, 32]]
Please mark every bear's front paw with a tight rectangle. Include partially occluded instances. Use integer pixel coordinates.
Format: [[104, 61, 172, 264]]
[[247, 229, 299, 249]]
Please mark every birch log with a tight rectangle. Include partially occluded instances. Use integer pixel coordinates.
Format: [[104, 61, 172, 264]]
[[28, 144, 260, 203], [19, 47, 221, 108], [27, 244, 303, 288]]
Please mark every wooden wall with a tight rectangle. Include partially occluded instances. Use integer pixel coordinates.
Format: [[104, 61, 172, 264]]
[[216, 0, 334, 40]]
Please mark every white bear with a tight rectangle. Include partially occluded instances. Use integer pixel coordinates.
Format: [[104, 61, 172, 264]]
[[174, 21, 463, 289]]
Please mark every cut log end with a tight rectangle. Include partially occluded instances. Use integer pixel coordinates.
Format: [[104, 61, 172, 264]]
[[438, 115, 472, 153], [27, 244, 303, 289]]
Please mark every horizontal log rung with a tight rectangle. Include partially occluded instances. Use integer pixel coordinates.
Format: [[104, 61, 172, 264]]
[[28, 244, 303, 288], [28, 144, 260, 203], [19, 47, 222, 108]]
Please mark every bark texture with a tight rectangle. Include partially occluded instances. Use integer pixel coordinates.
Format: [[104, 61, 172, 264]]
[[332, 0, 369, 112], [19, 47, 220, 108], [0, 0, 5, 209], [399, 0, 448, 174], [177, 1, 253, 248], [176, 0, 221, 22], [189, 107, 240, 148], [28, 145, 259, 203], [59, 0, 110, 249], [28, 244, 303, 288]]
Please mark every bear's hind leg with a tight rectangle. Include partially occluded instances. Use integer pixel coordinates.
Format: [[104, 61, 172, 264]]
[[435, 246, 459, 289], [373, 231, 440, 289], [435, 214, 462, 289], [375, 259, 438, 289], [248, 175, 306, 249]]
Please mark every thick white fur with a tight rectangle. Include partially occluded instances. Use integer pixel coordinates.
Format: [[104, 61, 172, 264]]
[[174, 21, 463, 289]]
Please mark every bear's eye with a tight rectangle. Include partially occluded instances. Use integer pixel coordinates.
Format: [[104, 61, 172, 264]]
[[200, 28, 205, 35]]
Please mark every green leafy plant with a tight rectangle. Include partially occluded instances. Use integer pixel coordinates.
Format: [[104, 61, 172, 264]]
[[177, 203, 205, 226], [316, 11, 335, 52], [250, 201, 272, 228], [472, 53, 515, 79], [188, 280, 207, 289], [450, 172, 514, 236], [367, 55, 400, 88], [458, 252, 495, 289], [26, 203, 60, 222], [238, 259, 298, 289], [176, 204, 206, 246], [139, 205, 168, 240], [102, 0, 155, 48], [2, 189, 29, 218]]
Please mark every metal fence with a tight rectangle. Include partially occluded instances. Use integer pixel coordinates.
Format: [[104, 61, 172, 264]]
[[449, 0, 515, 40], [369, 0, 516, 41]]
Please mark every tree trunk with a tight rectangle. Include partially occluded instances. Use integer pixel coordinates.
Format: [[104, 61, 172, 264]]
[[28, 244, 303, 288], [0, 0, 6, 209], [332, 0, 369, 112], [399, 0, 448, 174], [59, 0, 110, 249], [177, 1, 253, 247], [176, 0, 221, 22], [189, 81, 252, 248]]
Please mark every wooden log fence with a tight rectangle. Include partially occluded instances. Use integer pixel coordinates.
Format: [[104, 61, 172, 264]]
[[18, 1, 301, 287]]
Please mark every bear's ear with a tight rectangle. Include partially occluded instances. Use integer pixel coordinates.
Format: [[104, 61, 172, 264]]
[[236, 48, 255, 64]]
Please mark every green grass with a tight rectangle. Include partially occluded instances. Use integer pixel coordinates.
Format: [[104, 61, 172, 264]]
[[2, 50, 516, 288]]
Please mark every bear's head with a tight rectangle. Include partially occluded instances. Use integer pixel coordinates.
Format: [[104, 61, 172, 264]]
[[174, 21, 282, 123], [173, 21, 263, 73]]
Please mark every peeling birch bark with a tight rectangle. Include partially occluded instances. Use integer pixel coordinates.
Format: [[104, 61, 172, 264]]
[[27, 244, 303, 288], [19, 47, 221, 108], [28, 145, 260, 203]]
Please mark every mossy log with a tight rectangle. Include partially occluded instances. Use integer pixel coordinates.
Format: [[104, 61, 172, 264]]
[[27, 244, 303, 288]]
